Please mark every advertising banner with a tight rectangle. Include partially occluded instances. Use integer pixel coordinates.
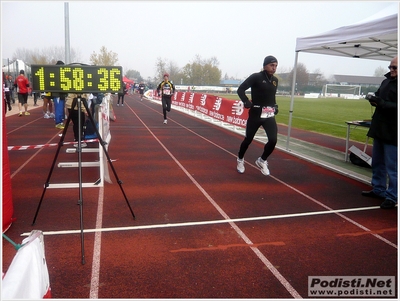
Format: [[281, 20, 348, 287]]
[[171, 91, 248, 128]]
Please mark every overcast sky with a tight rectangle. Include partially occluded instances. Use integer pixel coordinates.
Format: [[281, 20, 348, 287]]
[[1, 1, 398, 80]]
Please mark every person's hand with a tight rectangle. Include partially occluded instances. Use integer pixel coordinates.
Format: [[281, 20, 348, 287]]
[[365, 94, 384, 107], [274, 104, 279, 115], [243, 99, 253, 108]]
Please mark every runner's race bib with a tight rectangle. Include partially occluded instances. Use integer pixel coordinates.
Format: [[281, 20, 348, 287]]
[[163, 87, 171, 95], [260, 106, 275, 118]]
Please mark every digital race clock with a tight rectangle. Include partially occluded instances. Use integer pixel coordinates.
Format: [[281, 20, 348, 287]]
[[31, 65, 123, 93]]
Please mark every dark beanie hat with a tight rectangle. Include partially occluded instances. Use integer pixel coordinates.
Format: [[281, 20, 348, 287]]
[[56, 60, 65, 65], [263, 55, 278, 66], [20, 69, 24, 74]]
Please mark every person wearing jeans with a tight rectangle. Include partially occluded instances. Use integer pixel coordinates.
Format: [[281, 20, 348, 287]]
[[362, 56, 397, 209]]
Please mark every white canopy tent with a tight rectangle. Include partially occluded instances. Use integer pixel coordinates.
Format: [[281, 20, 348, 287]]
[[2, 59, 31, 77], [286, 5, 398, 149]]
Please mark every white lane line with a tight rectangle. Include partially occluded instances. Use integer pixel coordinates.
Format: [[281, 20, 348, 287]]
[[89, 186, 104, 299], [129, 110, 302, 298], [16, 101, 394, 298], [21, 205, 382, 237], [153, 106, 397, 250], [11, 132, 61, 179]]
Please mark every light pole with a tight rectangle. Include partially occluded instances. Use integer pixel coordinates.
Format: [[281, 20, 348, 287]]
[[64, 2, 71, 64]]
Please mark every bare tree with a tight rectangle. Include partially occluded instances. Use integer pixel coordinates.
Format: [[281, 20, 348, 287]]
[[12, 46, 82, 65], [312, 68, 327, 86], [180, 55, 221, 85], [126, 69, 142, 82], [374, 66, 386, 77], [154, 57, 167, 80], [288, 62, 309, 92]]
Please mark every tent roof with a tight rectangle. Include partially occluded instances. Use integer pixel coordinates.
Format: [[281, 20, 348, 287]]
[[123, 76, 134, 84], [295, 7, 398, 61]]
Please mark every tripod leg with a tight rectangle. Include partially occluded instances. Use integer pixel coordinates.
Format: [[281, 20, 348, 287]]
[[81, 99, 136, 219], [77, 98, 86, 265], [32, 115, 73, 225]]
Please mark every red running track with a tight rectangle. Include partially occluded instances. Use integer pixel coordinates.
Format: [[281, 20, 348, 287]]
[[2, 93, 397, 298]]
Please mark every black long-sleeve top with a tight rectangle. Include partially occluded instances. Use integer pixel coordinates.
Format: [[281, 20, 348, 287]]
[[368, 72, 398, 145], [237, 70, 278, 107]]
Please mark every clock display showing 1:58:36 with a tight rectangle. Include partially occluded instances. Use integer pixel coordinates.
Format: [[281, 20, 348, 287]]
[[31, 65, 124, 93]]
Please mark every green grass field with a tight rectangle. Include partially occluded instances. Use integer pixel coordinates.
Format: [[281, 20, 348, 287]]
[[219, 93, 374, 144]]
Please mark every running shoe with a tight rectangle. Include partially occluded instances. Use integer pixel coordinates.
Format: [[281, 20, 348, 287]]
[[237, 158, 245, 174], [255, 157, 270, 176], [24, 111, 30, 116], [49, 113, 55, 118], [19, 112, 22, 117], [44, 113, 51, 119], [163, 119, 167, 124], [55, 123, 65, 129]]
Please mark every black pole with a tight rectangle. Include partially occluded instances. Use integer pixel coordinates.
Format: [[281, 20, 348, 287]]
[[32, 94, 135, 264], [76, 97, 86, 265], [81, 98, 135, 219]]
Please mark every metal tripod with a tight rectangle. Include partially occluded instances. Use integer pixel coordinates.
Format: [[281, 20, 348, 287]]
[[32, 96, 135, 264]]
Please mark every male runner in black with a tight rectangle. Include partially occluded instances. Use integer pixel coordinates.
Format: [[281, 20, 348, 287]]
[[236, 55, 279, 176], [138, 81, 146, 101], [157, 73, 175, 124]]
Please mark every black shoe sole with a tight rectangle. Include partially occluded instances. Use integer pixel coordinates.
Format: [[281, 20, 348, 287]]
[[361, 191, 385, 199]]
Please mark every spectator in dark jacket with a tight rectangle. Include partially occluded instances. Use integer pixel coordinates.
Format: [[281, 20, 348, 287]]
[[117, 82, 127, 106], [362, 56, 397, 209]]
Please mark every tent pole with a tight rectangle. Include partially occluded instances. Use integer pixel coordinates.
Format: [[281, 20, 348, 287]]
[[286, 52, 299, 150]]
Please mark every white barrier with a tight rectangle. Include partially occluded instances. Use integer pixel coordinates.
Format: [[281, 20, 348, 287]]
[[304, 93, 319, 98], [2, 230, 51, 299], [47, 93, 112, 189]]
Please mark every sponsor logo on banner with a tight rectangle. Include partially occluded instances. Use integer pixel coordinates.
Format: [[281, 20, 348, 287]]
[[209, 96, 225, 121], [180, 92, 186, 102], [213, 97, 222, 111], [200, 94, 207, 106], [168, 91, 247, 128], [232, 100, 244, 116], [226, 100, 247, 126], [185, 94, 194, 109], [188, 93, 195, 103], [195, 93, 208, 114]]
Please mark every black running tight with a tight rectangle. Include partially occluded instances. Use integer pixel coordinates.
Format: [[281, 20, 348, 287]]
[[162, 97, 172, 119], [238, 116, 277, 160]]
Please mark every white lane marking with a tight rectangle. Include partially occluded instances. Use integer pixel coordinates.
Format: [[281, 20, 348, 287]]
[[89, 186, 104, 299], [14, 100, 396, 298], [128, 109, 302, 298], [11, 132, 61, 179], [145, 103, 397, 250], [22, 205, 382, 237]]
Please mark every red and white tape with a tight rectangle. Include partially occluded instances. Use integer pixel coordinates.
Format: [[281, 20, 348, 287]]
[[8, 139, 99, 151]]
